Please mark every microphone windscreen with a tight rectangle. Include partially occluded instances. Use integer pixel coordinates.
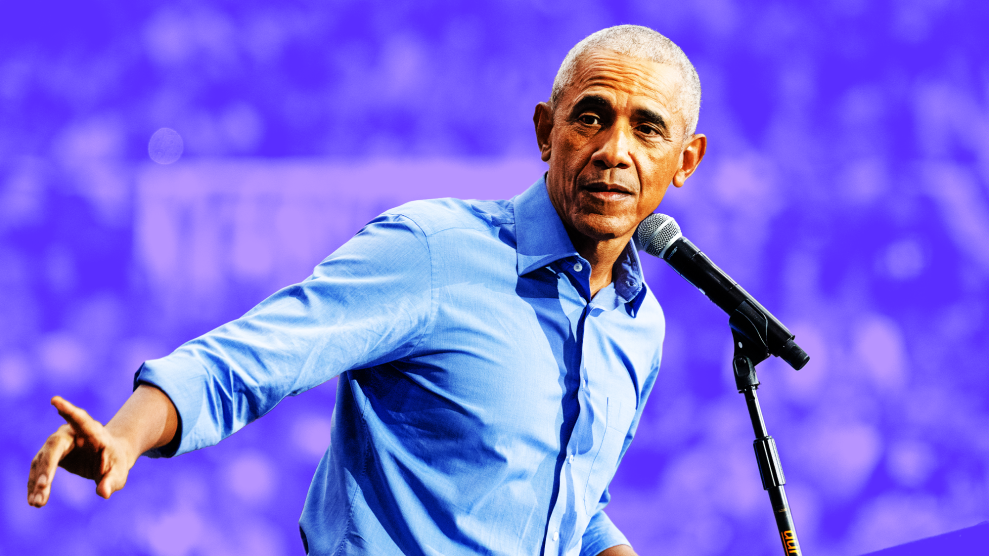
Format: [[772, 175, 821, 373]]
[[636, 213, 683, 258]]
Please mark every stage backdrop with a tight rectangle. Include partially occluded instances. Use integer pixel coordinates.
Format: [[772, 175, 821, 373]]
[[2, 2, 988, 555]]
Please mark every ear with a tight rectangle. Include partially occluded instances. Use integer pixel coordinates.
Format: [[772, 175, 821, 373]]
[[533, 102, 554, 162], [672, 133, 707, 188]]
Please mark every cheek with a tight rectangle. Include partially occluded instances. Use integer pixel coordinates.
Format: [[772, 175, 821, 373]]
[[556, 132, 592, 169], [638, 161, 677, 206], [645, 183, 671, 205], [645, 153, 681, 188]]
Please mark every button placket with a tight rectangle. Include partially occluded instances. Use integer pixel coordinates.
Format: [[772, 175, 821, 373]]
[[544, 258, 593, 556]]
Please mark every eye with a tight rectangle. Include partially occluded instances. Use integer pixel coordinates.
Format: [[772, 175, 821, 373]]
[[636, 124, 659, 135], [577, 114, 600, 126]]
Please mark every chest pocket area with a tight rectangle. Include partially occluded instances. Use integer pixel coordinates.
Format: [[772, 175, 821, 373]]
[[582, 397, 632, 513]]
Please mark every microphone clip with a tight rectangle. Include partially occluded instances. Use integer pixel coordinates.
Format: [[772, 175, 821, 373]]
[[730, 305, 770, 392]]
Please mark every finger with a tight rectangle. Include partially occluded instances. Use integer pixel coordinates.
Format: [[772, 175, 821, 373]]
[[52, 396, 106, 444], [27, 426, 75, 508], [27, 426, 73, 493]]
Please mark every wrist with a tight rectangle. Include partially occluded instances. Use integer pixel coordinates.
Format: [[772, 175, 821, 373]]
[[104, 420, 145, 469], [107, 384, 179, 460]]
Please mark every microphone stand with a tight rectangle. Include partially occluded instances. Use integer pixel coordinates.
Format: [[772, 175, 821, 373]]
[[729, 310, 802, 556]]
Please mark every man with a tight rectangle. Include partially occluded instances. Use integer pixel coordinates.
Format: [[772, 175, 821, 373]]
[[28, 25, 706, 556]]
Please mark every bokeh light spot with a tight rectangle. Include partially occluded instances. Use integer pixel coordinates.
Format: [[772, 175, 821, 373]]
[[0, 352, 31, 397], [886, 439, 937, 488], [291, 416, 333, 459], [148, 128, 184, 165], [144, 506, 205, 556], [38, 332, 88, 381], [226, 452, 275, 504], [882, 239, 925, 280]]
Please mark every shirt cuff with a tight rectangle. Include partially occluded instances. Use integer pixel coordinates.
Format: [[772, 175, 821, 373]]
[[581, 510, 631, 556], [132, 352, 215, 457]]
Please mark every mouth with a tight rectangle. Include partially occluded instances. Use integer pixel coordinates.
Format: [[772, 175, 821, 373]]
[[579, 181, 635, 201]]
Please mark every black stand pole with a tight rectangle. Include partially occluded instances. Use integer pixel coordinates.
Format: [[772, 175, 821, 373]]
[[729, 312, 802, 556]]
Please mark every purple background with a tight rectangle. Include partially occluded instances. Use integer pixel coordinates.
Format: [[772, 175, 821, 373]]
[[3, 2, 988, 555]]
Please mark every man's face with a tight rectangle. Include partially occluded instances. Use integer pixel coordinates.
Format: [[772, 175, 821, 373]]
[[535, 50, 705, 245]]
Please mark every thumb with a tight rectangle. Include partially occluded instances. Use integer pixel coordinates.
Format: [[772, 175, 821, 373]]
[[95, 465, 128, 499]]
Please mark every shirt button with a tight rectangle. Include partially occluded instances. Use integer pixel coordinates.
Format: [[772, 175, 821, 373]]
[[568, 454, 574, 463], [573, 261, 583, 272], [552, 531, 559, 541]]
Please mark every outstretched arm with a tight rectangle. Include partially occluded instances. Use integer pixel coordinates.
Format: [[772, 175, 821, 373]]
[[27, 384, 178, 507]]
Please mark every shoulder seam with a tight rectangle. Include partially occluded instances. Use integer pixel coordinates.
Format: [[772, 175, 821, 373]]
[[390, 199, 513, 238], [393, 214, 435, 357]]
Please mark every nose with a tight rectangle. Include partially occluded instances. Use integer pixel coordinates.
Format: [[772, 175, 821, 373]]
[[591, 124, 633, 170]]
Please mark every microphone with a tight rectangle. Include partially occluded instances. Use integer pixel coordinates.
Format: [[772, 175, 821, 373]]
[[636, 214, 809, 370]]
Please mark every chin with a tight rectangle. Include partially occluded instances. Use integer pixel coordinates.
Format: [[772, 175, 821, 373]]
[[572, 213, 636, 242]]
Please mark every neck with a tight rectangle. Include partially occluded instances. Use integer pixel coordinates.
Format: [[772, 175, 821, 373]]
[[568, 231, 633, 298]]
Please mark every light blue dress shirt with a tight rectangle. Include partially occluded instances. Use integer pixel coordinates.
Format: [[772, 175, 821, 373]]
[[137, 176, 665, 556]]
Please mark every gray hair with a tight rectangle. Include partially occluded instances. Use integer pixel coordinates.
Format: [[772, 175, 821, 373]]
[[550, 25, 702, 138]]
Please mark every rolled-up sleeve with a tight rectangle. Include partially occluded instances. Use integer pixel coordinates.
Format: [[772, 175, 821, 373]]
[[135, 213, 433, 457]]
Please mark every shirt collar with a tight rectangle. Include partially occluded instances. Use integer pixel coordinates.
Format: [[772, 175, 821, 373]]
[[514, 175, 579, 276], [513, 175, 648, 315], [615, 239, 648, 315]]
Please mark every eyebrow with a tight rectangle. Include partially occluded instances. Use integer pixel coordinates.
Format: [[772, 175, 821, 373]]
[[569, 95, 612, 119], [569, 94, 670, 136], [633, 108, 669, 133]]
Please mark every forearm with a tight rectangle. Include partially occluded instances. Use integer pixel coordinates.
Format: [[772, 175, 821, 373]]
[[105, 384, 179, 464]]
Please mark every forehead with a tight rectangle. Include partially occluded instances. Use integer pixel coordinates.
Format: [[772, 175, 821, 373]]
[[562, 50, 682, 115]]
